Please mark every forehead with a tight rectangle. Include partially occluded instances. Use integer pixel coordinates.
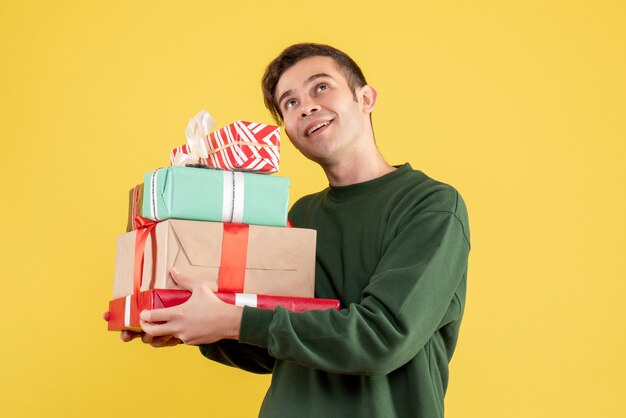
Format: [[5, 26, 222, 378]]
[[275, 56, 348, 98]]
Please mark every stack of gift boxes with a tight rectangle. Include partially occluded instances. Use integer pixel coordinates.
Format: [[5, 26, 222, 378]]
[[107, 111, 339, 332]]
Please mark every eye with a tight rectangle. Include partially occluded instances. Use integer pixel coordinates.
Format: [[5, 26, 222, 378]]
[[316, 83, 329, 93], [284, 98, 299, 110]]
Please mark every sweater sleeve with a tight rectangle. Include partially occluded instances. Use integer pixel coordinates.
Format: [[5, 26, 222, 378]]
[[198, 340, 275, 374], [238, 201, 470, 376]]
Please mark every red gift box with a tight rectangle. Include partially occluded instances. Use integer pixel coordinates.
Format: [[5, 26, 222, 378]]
[[171, 121, 280, 173], [107, 289, 341, 331]]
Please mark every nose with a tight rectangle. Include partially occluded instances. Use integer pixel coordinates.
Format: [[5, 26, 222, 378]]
[[300, 103, 321, 118]]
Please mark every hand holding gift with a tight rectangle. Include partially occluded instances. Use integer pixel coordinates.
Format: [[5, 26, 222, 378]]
[[102, 311, 182, 347], [139, 267, 243, 345]]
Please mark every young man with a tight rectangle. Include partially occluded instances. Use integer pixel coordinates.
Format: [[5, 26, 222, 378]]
[[135, 43, 471, 417]]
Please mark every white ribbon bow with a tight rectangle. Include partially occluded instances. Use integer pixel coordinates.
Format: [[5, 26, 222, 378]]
[[172, 109, 216, 166]]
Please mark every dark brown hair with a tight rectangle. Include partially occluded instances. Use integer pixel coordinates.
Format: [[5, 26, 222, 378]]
[[262, 43, 368, 124]]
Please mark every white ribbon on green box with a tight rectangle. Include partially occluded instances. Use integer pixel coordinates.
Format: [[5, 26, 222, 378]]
[[222, 171, 245, 223], [143, 166, 289, 227]]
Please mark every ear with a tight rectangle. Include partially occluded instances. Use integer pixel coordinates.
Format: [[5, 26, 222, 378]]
[[359, 84, 378, 114]]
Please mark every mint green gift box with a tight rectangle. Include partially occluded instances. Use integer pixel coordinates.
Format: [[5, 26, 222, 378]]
[[143, 166, 289, 227]]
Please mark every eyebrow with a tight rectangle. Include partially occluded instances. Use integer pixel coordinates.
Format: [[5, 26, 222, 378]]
[[276, 73, 334, 108]]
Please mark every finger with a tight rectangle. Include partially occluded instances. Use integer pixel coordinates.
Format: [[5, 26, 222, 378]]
[[165, 337, 183, 347], [170, 267, 202, 292], [150, 335, 181, 348], [139, 306, 178, 323], [171, 268, 220, 304], [140, 319, 176, 337], [148, 335, 167, 347], [120, 330, 143, 342], [102, 311, 110, 322]]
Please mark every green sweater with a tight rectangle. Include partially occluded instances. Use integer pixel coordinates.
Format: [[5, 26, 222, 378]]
[[200, 163, 471, 417]]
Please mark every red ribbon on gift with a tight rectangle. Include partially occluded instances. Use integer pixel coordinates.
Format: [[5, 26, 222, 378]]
[[218, 223, 250, 292], [133, 216, 158, 295], [131, 219, 249, 310]]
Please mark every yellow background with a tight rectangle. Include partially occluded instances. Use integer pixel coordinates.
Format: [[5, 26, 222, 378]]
[[1, 1, 624, 417]]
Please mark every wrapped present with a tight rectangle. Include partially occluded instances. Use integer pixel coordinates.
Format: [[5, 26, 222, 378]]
[[126, 184, 144, 232], [171, 117, 280, 174], [143, 166, 289, 227], [112, 218, 316, 300], [107, 289, 340, 331]]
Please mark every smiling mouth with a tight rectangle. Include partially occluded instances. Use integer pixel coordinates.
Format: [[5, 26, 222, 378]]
[[306, 120, 333, 137]]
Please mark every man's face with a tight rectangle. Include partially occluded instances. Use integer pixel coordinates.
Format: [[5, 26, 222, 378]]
[[274, 56, 372, 165]]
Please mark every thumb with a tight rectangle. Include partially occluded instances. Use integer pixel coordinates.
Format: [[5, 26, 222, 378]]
[[170, 267, 203, 292]]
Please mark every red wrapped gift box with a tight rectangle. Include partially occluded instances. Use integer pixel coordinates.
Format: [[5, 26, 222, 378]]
[[171, 121, 280, 173], [108, 289, 340, 331]]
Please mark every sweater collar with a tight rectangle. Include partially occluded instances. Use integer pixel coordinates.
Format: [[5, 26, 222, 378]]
[[327, 163, 412, 202]]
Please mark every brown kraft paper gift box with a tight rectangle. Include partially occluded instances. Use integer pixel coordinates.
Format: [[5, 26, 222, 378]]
[[112, 219, 316, 299]]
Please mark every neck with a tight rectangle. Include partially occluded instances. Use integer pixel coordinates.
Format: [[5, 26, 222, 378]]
[[322, 142, 396, 187]]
